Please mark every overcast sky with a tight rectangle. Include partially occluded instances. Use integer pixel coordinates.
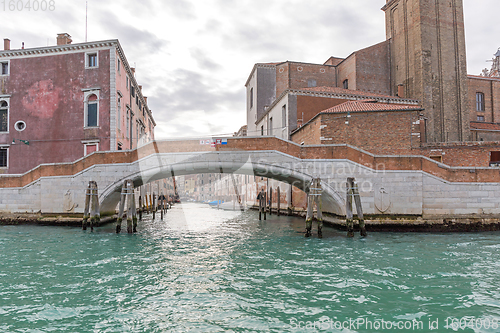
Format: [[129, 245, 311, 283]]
[[2, 0, 499, 139]]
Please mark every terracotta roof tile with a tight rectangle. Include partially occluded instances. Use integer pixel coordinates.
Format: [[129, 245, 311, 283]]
[[321, 100, 422, 113], [470, 121, 500, 131], [301, 86, 404, 100]]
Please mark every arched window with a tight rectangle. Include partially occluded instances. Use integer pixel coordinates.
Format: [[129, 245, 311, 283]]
[[86, 94, 98, 127], [0, 100, 9, 132], [476, 92, 485, 112]]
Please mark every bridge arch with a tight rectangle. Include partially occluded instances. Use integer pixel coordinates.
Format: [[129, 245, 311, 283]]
[[99, 156, 346, 216]]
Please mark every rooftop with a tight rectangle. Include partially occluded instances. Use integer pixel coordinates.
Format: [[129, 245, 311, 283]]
[[321, 100, 423, 114], [470, 122, 500, 131]]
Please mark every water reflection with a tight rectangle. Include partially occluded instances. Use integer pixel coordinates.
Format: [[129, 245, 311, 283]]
[[0, 204, 500, 332]]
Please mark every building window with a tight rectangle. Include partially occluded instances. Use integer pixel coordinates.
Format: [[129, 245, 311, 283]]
[[269, 117, 273, 135], [282, 105, 287, 127], [117, 58, 121, 73], [476, 92, 485, 112], [85, 94, 99, 127], [126, 109, 130, 139], [0, 100, 8, 132], [308, 79, 317, 88], [477, 115, 485, 122], [250, 87, 254, 109], [117, 95, 122, 130], [343, 79, 349, 89], [430, 155, 442, 163], [490, 151, 500, 166], [0, 147, 7, 168], [126, 76, 129, 90], [261, 125, 264, 136], [14, 121, 26, 132], [117, 142, 123, 150], [1, 61, 9, 75], [85, 52, 98, 68], [84, 143, 98, 156], [136, 120, 139, 144]]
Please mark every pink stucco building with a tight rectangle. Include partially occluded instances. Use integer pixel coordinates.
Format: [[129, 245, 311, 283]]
[[0, 33, 155, 174]]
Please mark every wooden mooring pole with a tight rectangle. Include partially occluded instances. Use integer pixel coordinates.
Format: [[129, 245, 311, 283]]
[[116, 180, 138, 234], [116, 182, 127, 233], [269, 187, 272, 215], [305, 178, 323, 238], [258, 188, 267, 220], [132, 186, 138, 233], [138, 195, 143, 221], [90, 182, 100, 232], [277, 186, 281, 216], [126, 181, 134, 233], [346, 177, 367, 237], [82, 182, 91, 230], [160, 192, 164, 220], [82, 181, 100, 231], [152, 192, 156, 220]]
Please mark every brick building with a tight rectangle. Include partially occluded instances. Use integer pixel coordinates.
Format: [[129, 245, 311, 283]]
[[291, 100, 424, 155], [0, 33, 155, 174], [245, 0, 500, 146]]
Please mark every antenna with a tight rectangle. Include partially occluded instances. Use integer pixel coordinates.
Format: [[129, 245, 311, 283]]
[[85, 1, 88, 42]]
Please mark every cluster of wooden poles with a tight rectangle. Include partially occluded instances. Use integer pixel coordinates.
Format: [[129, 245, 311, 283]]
[[82, 180, 172, 233], [83, 177, 366, 238], [256, 177, 367, 238], [256, 185, 284, 220], [82, 181, 100, 232]]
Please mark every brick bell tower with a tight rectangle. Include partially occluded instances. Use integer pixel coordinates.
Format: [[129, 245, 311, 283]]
[[382, 0, 470, 142]]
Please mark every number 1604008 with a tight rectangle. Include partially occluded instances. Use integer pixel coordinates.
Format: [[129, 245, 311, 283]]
[[1, 0, 55, 11]]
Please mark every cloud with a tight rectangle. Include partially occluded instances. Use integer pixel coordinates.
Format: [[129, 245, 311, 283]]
[[97, 10, 168, 54], [148, 69, 243, 116], [189, 48, 222, 71]]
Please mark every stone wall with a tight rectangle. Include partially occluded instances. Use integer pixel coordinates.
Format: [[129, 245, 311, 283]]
[[2, 138, 500, 218]]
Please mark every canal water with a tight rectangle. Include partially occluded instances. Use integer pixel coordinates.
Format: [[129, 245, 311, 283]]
[[1, 203, 500, 332]]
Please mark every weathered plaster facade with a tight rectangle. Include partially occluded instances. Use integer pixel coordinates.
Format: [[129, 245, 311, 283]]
[[0, 35, 155, 175]]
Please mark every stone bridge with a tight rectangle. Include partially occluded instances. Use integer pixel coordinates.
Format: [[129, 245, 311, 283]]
[[1, 137, 500, 217]]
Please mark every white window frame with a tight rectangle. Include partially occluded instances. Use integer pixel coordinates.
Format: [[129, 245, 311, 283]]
[[82, 140, 100, 156], [117, 91, 123, 131], [0, 60, 10, 76], [85, 51, 99, 69], [83, 89, 100, 128], [282, 104, 287, 128], [126, 106, 130, 139], [0, 96, 10, 133], [0, 145, 8, 168]]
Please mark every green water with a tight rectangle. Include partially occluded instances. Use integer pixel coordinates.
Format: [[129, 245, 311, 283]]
[[1, 203, 500, 332]]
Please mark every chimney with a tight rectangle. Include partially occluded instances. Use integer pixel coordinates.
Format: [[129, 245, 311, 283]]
[[144, 97, 148, 104], [4, 39, 10, 51], [397, 84, 405, 98], [139, 85, 142, 91], [57, 33, 72, 46], [131, 67, 135, 76]]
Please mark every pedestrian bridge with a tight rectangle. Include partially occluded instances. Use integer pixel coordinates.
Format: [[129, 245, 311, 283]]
[[1, 137, 500, 217]]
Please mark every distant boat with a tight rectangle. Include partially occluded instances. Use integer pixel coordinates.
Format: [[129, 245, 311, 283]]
[[207, 200, 224, 207]]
